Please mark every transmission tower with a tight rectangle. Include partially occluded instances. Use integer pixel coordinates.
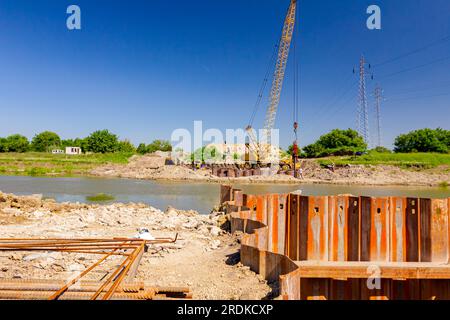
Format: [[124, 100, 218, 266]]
[[374, 85, 383, 147], [357, 55, 370, 144]]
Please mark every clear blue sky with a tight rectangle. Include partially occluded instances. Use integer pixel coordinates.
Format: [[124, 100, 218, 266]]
[[0, 0, 449, 149]]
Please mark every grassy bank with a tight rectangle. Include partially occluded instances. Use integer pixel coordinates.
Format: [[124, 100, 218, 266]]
[[317, 152, 450, 170], [0, 152, 133, 177]]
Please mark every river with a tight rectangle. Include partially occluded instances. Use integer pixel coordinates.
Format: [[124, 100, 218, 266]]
[[0, 176, 448, 214]]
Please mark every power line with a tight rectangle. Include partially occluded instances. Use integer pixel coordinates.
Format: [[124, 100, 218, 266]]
[[302, 80, 358, 130], [306, 76, 356, 121], [373, 34, 450, 68], [388, 80, 450, 96], [386, 91, 450, 102], [377, 54, 450, 80]]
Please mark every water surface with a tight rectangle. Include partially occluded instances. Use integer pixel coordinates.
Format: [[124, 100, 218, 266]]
[[0, 176, 448, 214]]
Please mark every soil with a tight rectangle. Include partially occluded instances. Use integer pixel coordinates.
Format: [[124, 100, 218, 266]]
[[89, 154, 450, 187], [0, 191, 272, 300]]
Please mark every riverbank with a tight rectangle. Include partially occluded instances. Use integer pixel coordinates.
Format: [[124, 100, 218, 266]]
[[0, 191, 272, 299], [0, 152, 449, 187], [90, 154, 450, 187], [0, 152, 132, 176]]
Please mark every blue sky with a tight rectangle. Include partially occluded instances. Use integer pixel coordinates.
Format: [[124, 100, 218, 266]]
[[0, 0, 449, 149]]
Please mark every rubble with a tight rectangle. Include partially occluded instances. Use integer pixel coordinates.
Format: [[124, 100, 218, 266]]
[[0, 191, 270, 299]]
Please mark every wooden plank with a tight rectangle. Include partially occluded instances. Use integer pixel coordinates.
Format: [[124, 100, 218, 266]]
[[420, 198, 432, 262], [390, 197, 406, 262], [360, 196, 372, 261], [347, 196, 360, 261], [298, 196, 309, 261], [406, 198, 419, 262]]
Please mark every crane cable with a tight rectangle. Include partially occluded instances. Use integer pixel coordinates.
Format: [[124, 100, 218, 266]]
[[292, 0, 299, 163], [248, 43, 279, 128]]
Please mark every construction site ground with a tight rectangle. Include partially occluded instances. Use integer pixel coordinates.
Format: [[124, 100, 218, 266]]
[[0, 191, 272, 300]]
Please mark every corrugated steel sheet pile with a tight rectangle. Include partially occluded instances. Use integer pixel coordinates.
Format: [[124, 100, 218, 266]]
[[222, 185, 450, 300]]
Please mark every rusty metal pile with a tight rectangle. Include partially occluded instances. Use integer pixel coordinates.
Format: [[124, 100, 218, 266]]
[[211, 165, 262, 178], [0, 236, 192, 300], [222, 185, 450, 300]]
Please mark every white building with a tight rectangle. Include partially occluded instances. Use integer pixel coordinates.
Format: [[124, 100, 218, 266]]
[[51, 149, 64, 154], [65, 147, 82, 155]]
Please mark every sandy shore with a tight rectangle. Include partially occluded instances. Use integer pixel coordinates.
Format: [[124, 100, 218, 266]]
[[89, 154, 450, 187], [0, 191, 272, 299]]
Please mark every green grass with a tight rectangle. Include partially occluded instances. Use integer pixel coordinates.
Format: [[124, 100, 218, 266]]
[[439, 181, 449, 188], [317, 152, 450, 169], [0, 152, 132, 164], [86, 193, 115, 202], [0, 152, 134, 177]]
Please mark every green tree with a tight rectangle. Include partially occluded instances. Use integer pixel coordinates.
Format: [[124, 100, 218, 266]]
[[147, 140, 172, 153], [136, 143, 149, 154], [31, 131, 61, 152], [303, 129, 367, 158], [74, 138, 88, 153], [190, 146, 222, 163], [61, 139, 75, 148], [0, 138, 8, 152], [117, 140, 136, 153], [371, 146, 391, 153], [86, 130, 119, 153], [5, 134, 29, 152], [394, 128, 449, 153]]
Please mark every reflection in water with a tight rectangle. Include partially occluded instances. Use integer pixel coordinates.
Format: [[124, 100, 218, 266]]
[[0, 176, 448, 214]]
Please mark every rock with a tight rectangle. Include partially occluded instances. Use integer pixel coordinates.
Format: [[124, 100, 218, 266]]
[[23, 253, 49, 261], [68, 263, 85, 272], [209, 226, 221, 237], [209, 239, 221, 250]]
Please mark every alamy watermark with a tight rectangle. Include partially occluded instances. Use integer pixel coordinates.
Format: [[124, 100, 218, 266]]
[[170, 121, 280, 166], [66, 5, 81, 30], [367, 5, 381, 30]]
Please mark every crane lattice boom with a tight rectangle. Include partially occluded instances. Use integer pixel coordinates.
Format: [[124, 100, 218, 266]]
[[245, 0, 297, 165], [263, 0, 297, 135]]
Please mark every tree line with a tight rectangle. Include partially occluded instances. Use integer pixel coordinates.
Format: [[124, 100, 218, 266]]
[[291, 128, 450, 158], [0, 130, 172, 154]]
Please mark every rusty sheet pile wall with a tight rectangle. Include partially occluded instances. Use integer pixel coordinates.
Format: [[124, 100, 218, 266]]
[[221, 185, 450, 300]]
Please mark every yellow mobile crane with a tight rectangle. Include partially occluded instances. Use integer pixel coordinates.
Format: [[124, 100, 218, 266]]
[[245, 0, 300, 174]]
